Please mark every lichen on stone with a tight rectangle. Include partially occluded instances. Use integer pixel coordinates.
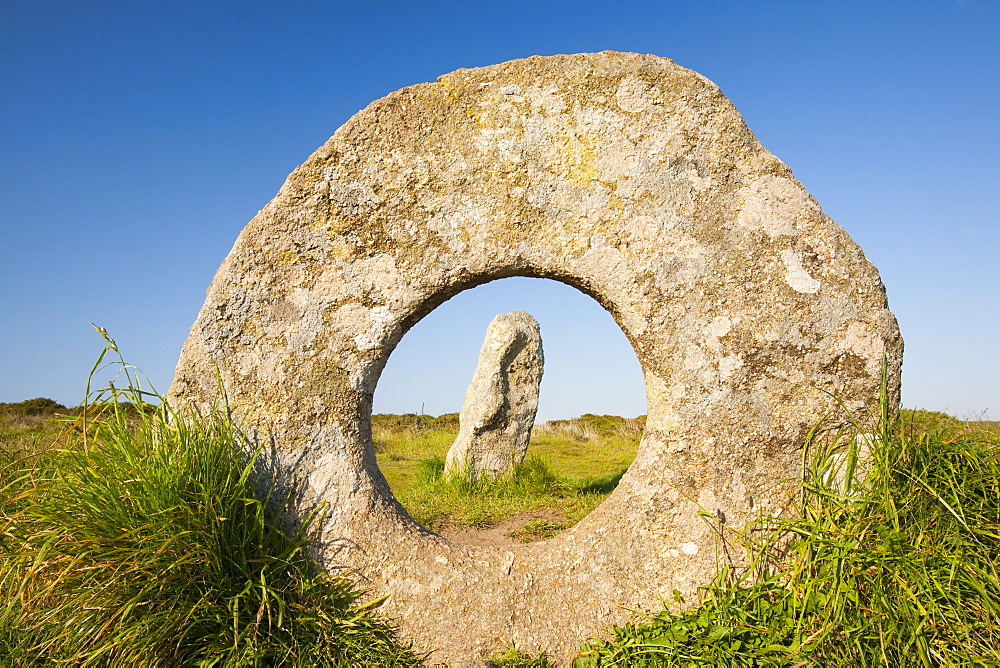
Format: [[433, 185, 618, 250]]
[[169, 51, 902, 665]]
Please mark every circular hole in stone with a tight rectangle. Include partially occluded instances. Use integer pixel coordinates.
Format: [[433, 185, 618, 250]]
[[372, 277, 646, 546]]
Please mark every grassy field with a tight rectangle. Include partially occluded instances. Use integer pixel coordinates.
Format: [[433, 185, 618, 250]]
[[4, 356, 999, 665], [373, 412, 642, 540]]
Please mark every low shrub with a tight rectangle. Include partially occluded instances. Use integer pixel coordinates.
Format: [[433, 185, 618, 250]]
[[0, 397, 68, 416]]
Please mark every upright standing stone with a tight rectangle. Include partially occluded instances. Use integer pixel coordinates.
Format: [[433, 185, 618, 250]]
[[445, 311, 543, 481]]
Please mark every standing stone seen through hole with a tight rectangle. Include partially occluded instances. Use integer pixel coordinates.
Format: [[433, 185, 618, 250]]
[[444, 311, 543, 481]]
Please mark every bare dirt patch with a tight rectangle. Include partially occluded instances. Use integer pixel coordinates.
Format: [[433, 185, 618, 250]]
[[437, 509, 571, 546]]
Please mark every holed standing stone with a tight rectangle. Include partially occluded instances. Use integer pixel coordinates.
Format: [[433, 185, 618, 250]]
[[169, 52, 902, 664]]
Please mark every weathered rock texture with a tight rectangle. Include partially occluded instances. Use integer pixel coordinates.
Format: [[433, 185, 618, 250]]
[[445, 311, 543, 481], [169, 52, 902, 665]]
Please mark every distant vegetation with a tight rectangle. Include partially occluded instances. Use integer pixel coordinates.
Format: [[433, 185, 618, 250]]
[[0, 397, 68, 415]]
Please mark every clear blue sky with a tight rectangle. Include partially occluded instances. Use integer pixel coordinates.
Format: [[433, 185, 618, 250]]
[[2, 0, 997, 420]]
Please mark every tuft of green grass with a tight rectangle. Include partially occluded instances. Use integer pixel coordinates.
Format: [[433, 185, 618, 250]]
[[506, 518, 573, 543], [0, 329, 416, 666], [576, 408, 1000, 666], [487, 645, 554, 667]]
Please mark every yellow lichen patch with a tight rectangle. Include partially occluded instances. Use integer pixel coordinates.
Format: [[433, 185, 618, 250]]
[[241, 315, 264, 340], [273, 248, 297, 270], [435, 78, 459, 101], [558, 131, 600, 187]]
